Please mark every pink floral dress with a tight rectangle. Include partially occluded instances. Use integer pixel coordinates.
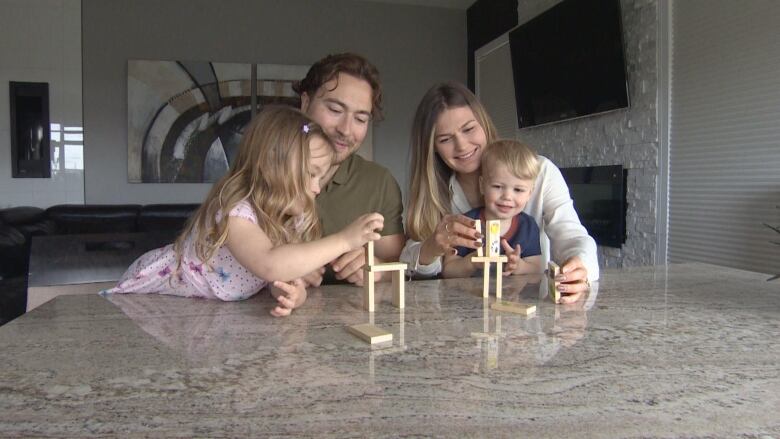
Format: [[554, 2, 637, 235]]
[[104, 201, 266, 301]]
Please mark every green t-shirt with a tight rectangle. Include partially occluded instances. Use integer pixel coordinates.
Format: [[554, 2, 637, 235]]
[[316, 154, 405, 238], [316, 154, 404, 284]]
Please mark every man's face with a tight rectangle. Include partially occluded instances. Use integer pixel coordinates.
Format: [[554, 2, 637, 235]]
[[300, 73, 373, 165]]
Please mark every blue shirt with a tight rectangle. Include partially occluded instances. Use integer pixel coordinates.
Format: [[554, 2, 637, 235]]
[[456, 208, 542, 258]]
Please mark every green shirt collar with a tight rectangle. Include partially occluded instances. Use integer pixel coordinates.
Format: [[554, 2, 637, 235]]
[[325, 154, 357, 190]]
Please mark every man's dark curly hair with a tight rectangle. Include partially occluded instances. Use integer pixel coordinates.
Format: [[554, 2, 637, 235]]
[[293, 53, 384, 121]]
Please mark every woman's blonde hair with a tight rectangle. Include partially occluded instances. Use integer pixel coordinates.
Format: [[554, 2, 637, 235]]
[[406, 82, 498, 241], [173, 106, 331, 270], [481, 139, 540, 182]]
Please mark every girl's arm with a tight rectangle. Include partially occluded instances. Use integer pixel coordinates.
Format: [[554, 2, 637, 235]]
[[442, 251, 479, 278], [226, 213, 383, 282]]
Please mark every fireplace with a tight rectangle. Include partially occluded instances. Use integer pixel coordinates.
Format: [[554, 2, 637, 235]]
[[559, 165, 627, 248]]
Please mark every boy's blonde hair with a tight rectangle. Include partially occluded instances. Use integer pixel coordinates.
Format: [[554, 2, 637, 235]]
[[406, 82, 498, 242], [174, 106, 331, 270], [480, 139, 540, 182]]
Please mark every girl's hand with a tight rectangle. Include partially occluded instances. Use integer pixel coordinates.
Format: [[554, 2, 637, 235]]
[[420, 214, 482, 265], [555, 256, 590, 304], [270, 279, 307, 317], [501, 240, 521, 276], [339, 212, 384, 250]]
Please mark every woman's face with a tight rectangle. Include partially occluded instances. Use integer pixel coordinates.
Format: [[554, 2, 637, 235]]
[[433, 106, 487, 176]]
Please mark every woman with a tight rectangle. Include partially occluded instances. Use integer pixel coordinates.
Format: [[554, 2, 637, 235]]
[[400, 82, 598, 303]]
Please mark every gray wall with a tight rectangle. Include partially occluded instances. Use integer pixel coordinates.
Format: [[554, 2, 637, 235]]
[[0, 0, 83, 208], [82, 0, 466, 204]]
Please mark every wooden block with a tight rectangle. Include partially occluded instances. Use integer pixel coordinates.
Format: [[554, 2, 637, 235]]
[[365, 241, 375, 267], [475, 220, 484, 257], [482, 261, 490, 297], [548, 260, 561, 303], [366, 262, 408, 273], [495, 261, 503, 299], [487, 220, 501, 257], [471, 256, 508, 263], [364, 270, 375, 312], [347, 323, 392, 344], [491, 300, 536, 316], [392, 270, 405, 309]]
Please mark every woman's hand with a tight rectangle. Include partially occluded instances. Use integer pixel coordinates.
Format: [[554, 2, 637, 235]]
[[270, 278, 308, 317], [419, 214, 482, 265], [555, 256, 590, 304]]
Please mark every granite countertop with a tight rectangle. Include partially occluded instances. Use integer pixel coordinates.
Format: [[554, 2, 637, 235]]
[[1, 263, 778, 437]]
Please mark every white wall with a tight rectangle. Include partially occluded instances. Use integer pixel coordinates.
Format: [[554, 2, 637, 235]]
[[82, 0, 466, 205], [0, 0, 83, 208], [476, 0, 661, 269]]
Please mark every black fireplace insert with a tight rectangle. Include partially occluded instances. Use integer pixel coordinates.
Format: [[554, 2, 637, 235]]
[[559, 165, 626, 248]]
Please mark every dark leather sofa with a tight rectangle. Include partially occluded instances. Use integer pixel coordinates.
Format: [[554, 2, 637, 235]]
[[0, 203, 199, 325]]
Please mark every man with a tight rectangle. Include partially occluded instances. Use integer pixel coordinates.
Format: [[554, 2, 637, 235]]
[[294, 53, 405, 285]]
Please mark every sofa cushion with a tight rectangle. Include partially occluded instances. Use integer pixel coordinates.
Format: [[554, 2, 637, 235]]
[[46, 204, 142, 234], [0, 206, 46, 226], [137, 204, 199, 234]]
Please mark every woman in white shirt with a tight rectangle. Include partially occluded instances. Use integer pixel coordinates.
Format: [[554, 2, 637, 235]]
[[401, 82, 598, 303]]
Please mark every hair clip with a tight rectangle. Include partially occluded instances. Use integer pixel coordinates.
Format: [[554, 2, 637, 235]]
[[302, 123, 310, 134]]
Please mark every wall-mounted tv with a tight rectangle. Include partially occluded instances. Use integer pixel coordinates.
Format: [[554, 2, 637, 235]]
[[508, 0, 629, 128]]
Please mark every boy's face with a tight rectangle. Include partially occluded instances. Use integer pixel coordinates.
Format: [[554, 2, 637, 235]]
[[480, 162, 534, 220]]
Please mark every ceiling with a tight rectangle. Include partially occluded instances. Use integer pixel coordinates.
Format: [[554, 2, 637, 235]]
[[352, 0, 475, 10]]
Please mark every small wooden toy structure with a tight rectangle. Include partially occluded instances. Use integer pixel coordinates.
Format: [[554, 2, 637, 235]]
[[363, 241, 407, 312], [547, 260, 561, 303], [470, 219, 508, 298]]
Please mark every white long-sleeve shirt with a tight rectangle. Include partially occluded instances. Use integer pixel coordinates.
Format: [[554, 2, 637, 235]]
[[400, 156, 600, 281]]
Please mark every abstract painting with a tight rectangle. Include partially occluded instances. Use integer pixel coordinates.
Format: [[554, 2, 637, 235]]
[[127, 60, 309, 183]]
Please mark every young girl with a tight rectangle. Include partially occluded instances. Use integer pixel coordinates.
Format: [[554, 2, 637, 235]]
[[105, 106, 384, 316], [443, 140, 543, 278]]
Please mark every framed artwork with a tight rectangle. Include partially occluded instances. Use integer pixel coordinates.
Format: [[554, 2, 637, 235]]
[[127, 60, 309, 183]]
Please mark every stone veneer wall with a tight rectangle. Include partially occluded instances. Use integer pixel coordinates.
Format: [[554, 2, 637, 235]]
[[515, 0, 659, 268]]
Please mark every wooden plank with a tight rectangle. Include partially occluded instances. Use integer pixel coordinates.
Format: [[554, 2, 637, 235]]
[[347, 323, 392, 344], [471, 256, 508, 263], [364, 270, 375, 312], [548, 260, 561, 303], [392, 270, 405, 309], [490, 300, 536, 316], [366, 262, 408, 273]]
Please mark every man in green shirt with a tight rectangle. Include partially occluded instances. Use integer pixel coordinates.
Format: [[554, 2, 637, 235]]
[[295, 53, 405, 285]]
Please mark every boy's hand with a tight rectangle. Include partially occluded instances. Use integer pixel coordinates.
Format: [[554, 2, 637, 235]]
[[501, 240, 521, 276], [270, 278, 307, 317]]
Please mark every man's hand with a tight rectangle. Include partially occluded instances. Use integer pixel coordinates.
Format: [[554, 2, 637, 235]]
[[331, 247, 385, 286], [302, 267, 325, 287]]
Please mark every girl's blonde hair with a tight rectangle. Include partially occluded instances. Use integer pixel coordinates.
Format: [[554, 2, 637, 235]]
[[481, 139, 540, 182], [173, 106, 331, 270], [406, 82, 498, 241]]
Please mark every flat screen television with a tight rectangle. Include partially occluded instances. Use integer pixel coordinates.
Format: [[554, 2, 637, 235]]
[[559, 165, 626, 248], [508, 0, 629, 128]]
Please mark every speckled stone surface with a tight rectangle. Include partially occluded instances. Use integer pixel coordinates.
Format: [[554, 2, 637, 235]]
[[1, 263, 778, 437]]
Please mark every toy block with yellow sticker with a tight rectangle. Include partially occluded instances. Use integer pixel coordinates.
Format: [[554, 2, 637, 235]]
[[548, 260, 561, 303]]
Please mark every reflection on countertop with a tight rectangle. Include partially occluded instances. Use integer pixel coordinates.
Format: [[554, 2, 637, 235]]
[[0, 263, 777, 437]]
